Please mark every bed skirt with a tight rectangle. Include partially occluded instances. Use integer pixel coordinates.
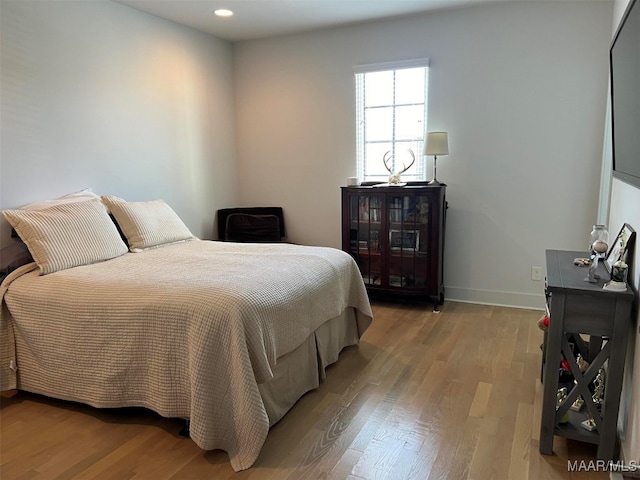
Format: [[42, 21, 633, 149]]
[[259, 306, 368, 426]]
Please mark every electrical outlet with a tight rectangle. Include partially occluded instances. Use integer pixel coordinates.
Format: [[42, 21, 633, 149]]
[[531, 266, 543, 281]]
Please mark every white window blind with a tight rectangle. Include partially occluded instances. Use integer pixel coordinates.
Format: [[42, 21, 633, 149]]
[[355, 58, 429, 183]]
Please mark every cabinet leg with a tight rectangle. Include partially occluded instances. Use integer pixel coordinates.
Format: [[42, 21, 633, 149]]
[[432, 298, 440, 313], [540, 294, 564, 456], [539, 381, 556, 455]]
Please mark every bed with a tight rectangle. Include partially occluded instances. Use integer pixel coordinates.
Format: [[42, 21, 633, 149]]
[[0, 192, 373, 471]]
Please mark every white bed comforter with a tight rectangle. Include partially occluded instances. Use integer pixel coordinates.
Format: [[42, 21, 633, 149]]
[[0, 240, 372, 470]]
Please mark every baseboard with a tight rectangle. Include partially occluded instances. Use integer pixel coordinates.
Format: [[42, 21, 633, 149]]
[[445, 286, 545, 311]]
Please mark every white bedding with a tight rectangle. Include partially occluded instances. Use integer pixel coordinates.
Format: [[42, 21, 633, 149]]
[[0, 240, 372, 470]]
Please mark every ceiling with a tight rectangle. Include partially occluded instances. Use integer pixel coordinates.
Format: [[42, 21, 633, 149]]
[[114, 0, 493, 42]]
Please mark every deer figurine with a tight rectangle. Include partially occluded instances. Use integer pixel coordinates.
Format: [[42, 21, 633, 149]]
[[383, 149, 416, 184]]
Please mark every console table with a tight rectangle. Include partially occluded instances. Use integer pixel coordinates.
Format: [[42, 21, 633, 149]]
[[539, 249, 634, 460]]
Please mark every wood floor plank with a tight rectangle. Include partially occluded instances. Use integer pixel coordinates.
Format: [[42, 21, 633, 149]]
[[467, 416, 501, 479], [468, 382, 492, 418], [509, 402, 534, 479], [0, 301, 610, 479], [446, 415, 483, 480]]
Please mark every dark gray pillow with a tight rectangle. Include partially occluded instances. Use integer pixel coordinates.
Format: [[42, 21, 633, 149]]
[[1, 242, 34, 281]]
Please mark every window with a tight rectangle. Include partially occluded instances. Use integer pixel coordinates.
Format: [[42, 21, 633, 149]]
[[355, 59, 429, 183]]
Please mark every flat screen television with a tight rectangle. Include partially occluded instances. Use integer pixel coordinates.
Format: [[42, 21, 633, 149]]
[[610, 0, 640, 189]]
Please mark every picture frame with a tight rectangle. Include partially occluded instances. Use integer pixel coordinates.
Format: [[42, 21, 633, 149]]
[[605, 223, 636, 274], [389, 229, 419, 251]]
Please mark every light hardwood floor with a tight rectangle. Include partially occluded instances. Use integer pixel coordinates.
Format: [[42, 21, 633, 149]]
[[1, 301, 609, 479]]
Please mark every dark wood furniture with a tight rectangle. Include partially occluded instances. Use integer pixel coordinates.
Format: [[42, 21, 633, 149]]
[[540, 249, 634, 461], [341, 184, 446, 310]]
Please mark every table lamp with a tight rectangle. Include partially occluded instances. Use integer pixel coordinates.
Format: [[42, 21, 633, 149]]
[[424, 132, 449, 185]]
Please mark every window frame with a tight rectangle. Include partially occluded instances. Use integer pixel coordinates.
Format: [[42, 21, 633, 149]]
[[354, 58, 430, 183]]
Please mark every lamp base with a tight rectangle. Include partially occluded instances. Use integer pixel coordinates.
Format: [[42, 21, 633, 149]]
[[429, 156, 442, 186]]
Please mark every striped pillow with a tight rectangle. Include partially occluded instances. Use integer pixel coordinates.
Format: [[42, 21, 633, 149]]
[[102, 196, 194, 252], [3, 199, 128, 274]]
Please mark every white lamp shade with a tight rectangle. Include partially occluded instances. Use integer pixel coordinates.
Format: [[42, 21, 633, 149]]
[[424, 132, 449, 156]]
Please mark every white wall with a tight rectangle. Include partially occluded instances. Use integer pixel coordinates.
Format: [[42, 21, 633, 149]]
[[0, 0, 238, 244], [234, 1, 613, 309], [610, 0, 640, 464]]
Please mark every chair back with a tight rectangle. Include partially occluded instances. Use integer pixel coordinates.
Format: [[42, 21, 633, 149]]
[[217, 207, 286, 242]]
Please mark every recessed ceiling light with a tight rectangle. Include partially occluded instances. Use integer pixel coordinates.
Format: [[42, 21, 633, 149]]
[[214, 9, 233, 18]]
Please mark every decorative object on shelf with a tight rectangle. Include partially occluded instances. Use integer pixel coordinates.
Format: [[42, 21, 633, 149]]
[[424, 131, 449, 185], [380, 150, 415, 186], [580, 368, 606, 432], [570, 393, 584, 412], [573, 257, 590, 267], [604, 223, 636, 291], [576, 354, 589, 373], [612, 262, 628, 283], [346, 176, 359, 186], [584, 225, 609, 283], [537, 314, 549, 331], [556, 387, 570, 423], [581, 412, 597, 431], [592, 367, 606, 409], [604, 261, 629, 291]]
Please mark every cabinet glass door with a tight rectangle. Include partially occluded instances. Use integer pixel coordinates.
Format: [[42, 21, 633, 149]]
[[348, 194, 383, 286], [387, 194, 429, 289]]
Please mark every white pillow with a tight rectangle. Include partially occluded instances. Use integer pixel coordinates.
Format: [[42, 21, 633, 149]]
[[101, 196, 194, 252], [3, 198, 128, 275]]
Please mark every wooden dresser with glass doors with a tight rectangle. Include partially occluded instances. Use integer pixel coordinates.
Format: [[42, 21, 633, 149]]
[[341, 183, 446, 310]]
